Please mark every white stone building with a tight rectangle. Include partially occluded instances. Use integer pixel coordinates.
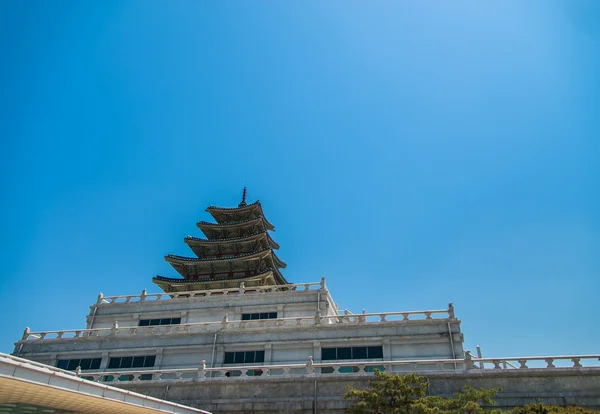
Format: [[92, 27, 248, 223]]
[[11, 192, 599, 413]]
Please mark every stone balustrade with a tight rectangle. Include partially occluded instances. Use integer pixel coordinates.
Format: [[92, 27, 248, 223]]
[[82, 358, 463, 383], [77, 354, 600, 384], [464, 351, 600, 370], [96, 281, 325, 305], [20, 307, 453, 341]]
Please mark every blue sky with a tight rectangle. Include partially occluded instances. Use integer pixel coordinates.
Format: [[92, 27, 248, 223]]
[[1, 1, 598, 358]]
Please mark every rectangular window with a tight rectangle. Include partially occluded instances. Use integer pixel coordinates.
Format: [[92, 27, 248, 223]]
[[139, 317, 181, 327], [241, 312, 277, 321], [321, 346, 384, 361], [223, 350, 265, 364], [107, 355, 155, 369], [56, 358, 101, 371]]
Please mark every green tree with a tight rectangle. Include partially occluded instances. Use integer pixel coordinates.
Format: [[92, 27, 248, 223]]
[[511, 403, 596, 414], [344, 370, 501, 414]]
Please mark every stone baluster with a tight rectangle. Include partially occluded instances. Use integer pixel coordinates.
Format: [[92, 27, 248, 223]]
[[545, 358, 555, 368], [140, 289, 147, 301], [22, 327, 30, 340], [572, 358, 582, 368], [283, 367, 291, 377], [221, 314, 229, 330], [333, 365, 340, 374], [239, 282, 245, 295], [152, 372, 162, 381], [306, 356, 315, 375], [74, 331, 81, 338], [464, 350, 475, 370], [425, 312, 432, 320], [518, 359, 528, 369], [40, 333, 46, 339], [314, 309, 322, 325], [357, 364, 366, 373], [402, 313, 409, 321], [379, 314, 387, 322], [320, 276, 327, 290], [448, 303, 455, 318], [111, 321, 119, 336], [56, 332, 64, 339], [492, 360, 502, 369], [197, 360, 206, 379], [175, 371, 183, 379], [75, 366, 81, 376], [358, 309, 366, 323]]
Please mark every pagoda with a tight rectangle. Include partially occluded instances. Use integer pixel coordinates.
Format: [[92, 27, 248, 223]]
[[153, 188, 288, 292]]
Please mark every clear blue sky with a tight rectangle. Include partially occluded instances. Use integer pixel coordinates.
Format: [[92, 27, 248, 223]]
[[1, 1, 598, 358]]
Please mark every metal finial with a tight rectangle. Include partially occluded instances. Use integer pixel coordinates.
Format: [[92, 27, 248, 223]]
[[239, 187, 247, 207]]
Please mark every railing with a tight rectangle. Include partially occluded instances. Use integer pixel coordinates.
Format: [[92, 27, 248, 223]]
[[20, 307, 454, 341], [466, 352, 600, 370], [96, 280, 326, 305], [80, 358, 463, 383], [76, 354, 600, 384]]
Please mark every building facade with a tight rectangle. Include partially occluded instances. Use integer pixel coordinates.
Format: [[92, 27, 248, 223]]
[[12, 192, 600, 413]]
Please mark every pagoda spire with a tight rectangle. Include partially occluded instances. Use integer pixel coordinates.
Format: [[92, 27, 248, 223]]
[[154, 193, 287, 292], [238, 187, 247, 208]]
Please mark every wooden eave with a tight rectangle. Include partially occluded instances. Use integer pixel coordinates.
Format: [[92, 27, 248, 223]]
[[165, 247, 277, 266], [184, 231, 280, 250], [205, 202, 276, 230], [152, 269, 280, 292], [206, 201, 261, 222], [196, 216, 274, 235]]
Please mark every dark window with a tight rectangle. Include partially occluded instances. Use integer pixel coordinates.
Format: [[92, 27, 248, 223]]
[[108, 357, 121, 369], [241, 312, 277, 321], [224, 351, 265, 365], [337, 347, 352, 360], [321, 348, 336, 360], [321, 346, 384, 361], [121, 357, 133, 368], [353, 347, 368, 359], [139, 317, 181, 327], [367, 346, 384, 358], [108, 355, 155, 369], [224, 352, 235, 364], [234, 352, 244, 364], [56, 358, 102, 371], [132, 356, 145, 368]]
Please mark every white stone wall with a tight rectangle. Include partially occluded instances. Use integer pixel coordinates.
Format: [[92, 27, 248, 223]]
[[15, 286, 462, 375]]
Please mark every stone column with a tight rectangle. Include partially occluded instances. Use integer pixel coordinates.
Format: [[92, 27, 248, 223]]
[[99, 352, 109, 370], [313, 341, 321, 363], [264, 343, 272, 364], [383, 338, 392, 360], [155, 348, 164, 368]]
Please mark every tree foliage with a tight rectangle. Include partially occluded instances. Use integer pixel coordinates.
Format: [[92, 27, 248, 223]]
[[344, 370, 500, 414], [511, 403, 596, 414], [344, 371, 595, 414]]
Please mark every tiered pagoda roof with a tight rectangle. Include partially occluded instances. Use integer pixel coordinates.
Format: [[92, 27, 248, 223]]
[[153, 189, 288, 292]]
